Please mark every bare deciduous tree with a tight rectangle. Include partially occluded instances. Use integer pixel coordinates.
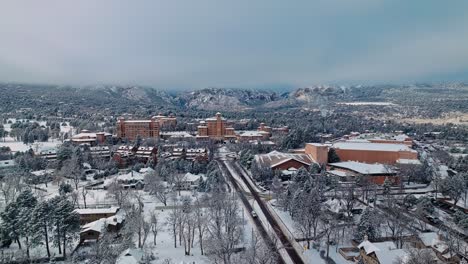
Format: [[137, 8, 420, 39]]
[[150, 210, 161, 246], [145, 171, 169, 206]]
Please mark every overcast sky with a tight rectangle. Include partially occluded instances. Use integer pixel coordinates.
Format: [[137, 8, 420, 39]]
[[1, 0, 468, 89]]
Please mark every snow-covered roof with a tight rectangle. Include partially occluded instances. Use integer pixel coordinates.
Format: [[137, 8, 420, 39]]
[[255, 151, 314, 169], [359, 240, 405, 264], [329, 161, 395, 175], [82, 219, 106, 233], [139, 167, 155, 174], [184, 172, 204, 182], [75, 207, 119, 215], [358, 240, 380, 254], [116, 248, 144, 264], [81, 212, 125, 235], [375, 248, 406, 264], [418, 232, 439, 247], [117, 171, 144, 181], [0, 159, 15, 168], [333, 141, 416, 152]]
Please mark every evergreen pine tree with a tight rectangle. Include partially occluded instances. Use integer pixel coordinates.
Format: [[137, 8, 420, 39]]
[[354, 208, 379, 242]]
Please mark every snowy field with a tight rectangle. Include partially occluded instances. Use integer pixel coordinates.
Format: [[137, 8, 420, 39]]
[[0, 137, 63, 153], [1, 118, 75, 153]]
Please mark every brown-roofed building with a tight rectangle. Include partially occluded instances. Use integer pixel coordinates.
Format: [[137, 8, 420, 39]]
[[254, 150, 314, 170], [70, 130, 112, 145], [74, 207, 120, 225]]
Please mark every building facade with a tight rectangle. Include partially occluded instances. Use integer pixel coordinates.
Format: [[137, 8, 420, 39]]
[[332, 141, 418, 164], [116, 117, 160, 141], [197, 112, 236, 140]]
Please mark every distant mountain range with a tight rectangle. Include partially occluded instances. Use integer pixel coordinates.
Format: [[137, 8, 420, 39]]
[[0, 83, 466, 113]]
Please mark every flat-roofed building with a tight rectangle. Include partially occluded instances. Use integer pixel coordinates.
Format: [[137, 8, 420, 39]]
[[347, 132, 414, 146], [332, 141, 418, 164]]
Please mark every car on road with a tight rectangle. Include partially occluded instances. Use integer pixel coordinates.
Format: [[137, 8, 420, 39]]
[[251, 211, 258, 218]]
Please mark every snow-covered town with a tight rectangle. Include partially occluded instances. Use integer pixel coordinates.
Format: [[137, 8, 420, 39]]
[[1, 2, 468, 264], [0, 108, 467, 264]]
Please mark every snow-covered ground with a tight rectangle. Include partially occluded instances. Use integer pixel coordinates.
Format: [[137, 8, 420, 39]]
[[138, 201, 211, 264], [0, 137, 63, 153], [1, 118, 75, 153]]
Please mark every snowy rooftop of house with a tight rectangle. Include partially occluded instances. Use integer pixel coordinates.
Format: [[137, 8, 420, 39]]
[[0, 159, 15, 168], [117, 171, 144, 181], [82, 218, 106, 233], [329, 161, 395, 175], [374, 248, 406, 264], [74, 207, 119, 215], [116, 248, 144, 264], [358, 240, 380, 254], [333, 141, 416, 152], [184, 172, 204, 182], [82, 212, 125, 233], [418, 232, 439, 247], [139, 167, 155, 174], [255, 150, 314, 168], [359, 240, 405, 264]]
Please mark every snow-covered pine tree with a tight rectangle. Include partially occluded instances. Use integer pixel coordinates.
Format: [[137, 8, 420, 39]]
[[354, 208, 379, 242]]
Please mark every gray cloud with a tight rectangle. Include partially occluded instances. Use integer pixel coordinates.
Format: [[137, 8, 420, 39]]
[[0, 0, 467, 89]]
